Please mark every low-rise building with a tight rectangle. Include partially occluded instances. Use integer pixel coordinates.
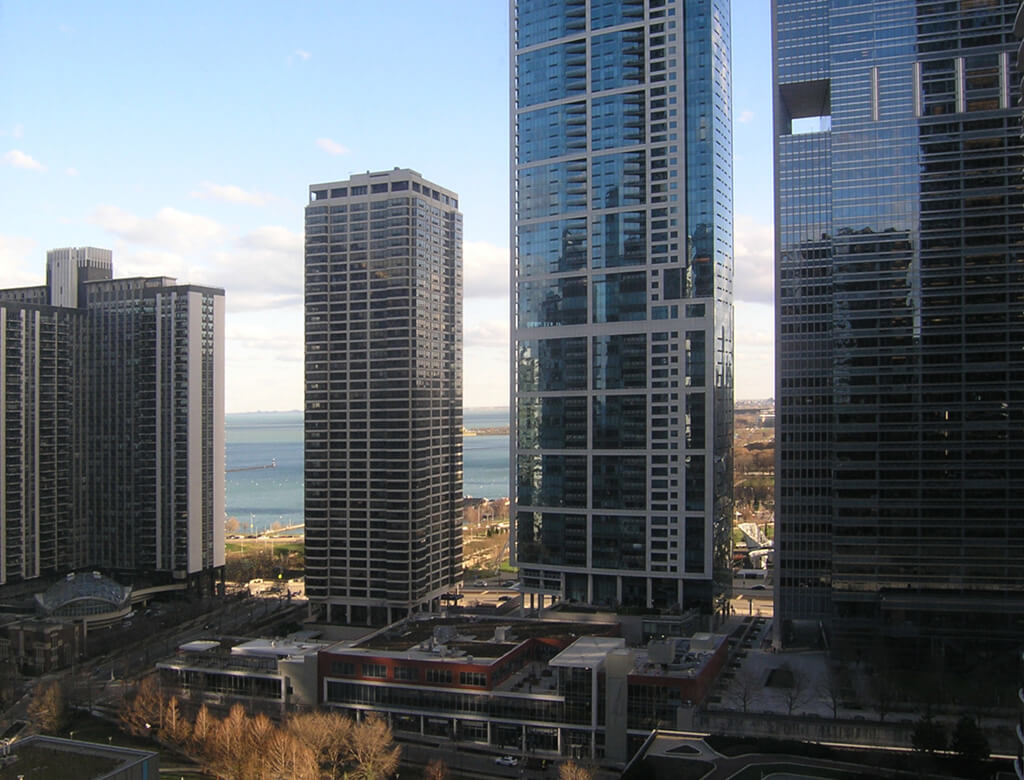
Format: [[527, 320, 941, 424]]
[[1, 735, 157, 779], [318, 616, 727, 764], [157, 636, 326, 717], [0, 618, 83, 675], [151, 615, 728, 767]]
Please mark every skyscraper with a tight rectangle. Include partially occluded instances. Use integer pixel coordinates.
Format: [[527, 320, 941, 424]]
[[0, 248, 225, 588], [304, 169, 463, 626], [510, 0, 734, 617], [774, 0, 1024, 658]]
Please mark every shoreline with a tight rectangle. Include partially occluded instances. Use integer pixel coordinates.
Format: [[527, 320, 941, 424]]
[[463, 426, 509, 436]]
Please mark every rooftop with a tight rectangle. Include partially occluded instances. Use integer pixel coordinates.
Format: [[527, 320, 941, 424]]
[[550, 637, 627, 669], [329, 616, 620, 664]]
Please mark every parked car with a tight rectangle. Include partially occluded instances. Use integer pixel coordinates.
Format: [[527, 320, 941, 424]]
[[495, 755, 519, 766]]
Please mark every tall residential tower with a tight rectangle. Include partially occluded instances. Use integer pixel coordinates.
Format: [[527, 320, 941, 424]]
[[511, 0, 734, 617], [304, 169, 463, 626], [773, 0, 1024, 658], [0, 248, 225, 588]]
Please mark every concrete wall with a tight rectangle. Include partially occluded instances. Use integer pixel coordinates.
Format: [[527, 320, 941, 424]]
[[695, 710, 1017, 756]]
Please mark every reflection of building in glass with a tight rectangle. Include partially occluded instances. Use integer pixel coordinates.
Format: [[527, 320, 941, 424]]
[[304, 169, 463, 627], [774, 1, 1024, 659], [0, 248, 225, 590], [511, 0, 735, 618]]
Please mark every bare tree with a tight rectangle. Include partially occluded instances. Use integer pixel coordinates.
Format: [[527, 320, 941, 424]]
[[343, 714, 401, 780], [28, 680, 66, 734], [869, 666, 898, 722], [779, 664, 810, 716], [162, 696, 191, 746], [727, 667, 761, 713], [424, 758, 450, 780], [287, 710, 351, 778], [206, 703, 256, 780], [263, 729, 319, 780], [0, 656, 18, 708], [816, 665, 845, 719], [191, 703, 214, 753], [120, 674, 164, 737], [559, 761, 594, 780]]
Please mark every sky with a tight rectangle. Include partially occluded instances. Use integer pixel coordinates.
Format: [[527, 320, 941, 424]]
[[0, 1, 774, 413]]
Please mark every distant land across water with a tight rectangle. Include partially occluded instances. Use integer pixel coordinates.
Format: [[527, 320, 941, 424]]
[[225, 408, 510, 535]]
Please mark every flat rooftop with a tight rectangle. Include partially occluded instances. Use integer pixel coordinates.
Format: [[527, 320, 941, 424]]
[[328, 617, 620, 663], [549, 637, 627, 668]]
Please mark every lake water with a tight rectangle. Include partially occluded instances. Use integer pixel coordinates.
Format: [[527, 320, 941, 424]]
[[226, 408, 509, 534]]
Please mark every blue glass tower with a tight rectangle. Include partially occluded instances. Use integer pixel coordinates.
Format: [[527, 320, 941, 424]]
[[774, 0, 1024, 659], [511, 0, 734, 618]]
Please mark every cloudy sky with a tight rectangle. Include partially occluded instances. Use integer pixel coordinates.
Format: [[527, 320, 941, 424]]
[[0, 1, 774, 413]]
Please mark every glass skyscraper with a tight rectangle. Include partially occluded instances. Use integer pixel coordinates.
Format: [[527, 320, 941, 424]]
[[774, 0, 1024, 659], [511, 0, 734, 617]]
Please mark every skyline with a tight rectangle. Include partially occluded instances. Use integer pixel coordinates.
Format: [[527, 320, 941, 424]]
[[0, 1, 773, 413]]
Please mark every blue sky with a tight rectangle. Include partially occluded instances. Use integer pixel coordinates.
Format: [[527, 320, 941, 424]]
[[1, 1, 773, 412]]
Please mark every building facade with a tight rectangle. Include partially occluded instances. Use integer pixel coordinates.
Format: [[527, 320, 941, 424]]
[[304, 169, 463, 626], [159, 616, 726, 765], [0, 249, 225, 588], [510, 0, 734, 616], [774, 0, 1024, 658]]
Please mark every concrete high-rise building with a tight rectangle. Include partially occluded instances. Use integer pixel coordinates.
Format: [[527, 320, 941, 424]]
[[773, 0, 1024, 659], [510, 0, 734, 617], [0, 249, 225, 588], [304, 169, 463, 626]]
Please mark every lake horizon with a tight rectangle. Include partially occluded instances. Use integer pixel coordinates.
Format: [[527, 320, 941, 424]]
[[226, 408, 510, 534]]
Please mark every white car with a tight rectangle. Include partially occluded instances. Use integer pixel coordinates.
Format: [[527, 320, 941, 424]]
[[494, 755, 519, 766]]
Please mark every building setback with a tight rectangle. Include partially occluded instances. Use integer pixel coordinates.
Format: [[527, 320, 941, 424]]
[[0, 248, 225, 588], [304, 169, 463, 626], [773, 0, 1024, 659], [510, 0, 735, 616]]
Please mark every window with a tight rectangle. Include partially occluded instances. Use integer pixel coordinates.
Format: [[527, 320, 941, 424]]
[[425, 668, 452, 684], [363, 663, 387, 679], [459, 671, 487, 686]]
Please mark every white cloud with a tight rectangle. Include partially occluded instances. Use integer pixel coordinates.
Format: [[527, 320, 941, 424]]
[[315, 137, 350, 156], [294, 49, 311, 61], [465, 317, 508, 350], [191, 181, 269, 206], [238, 225, 302, 254], [225, 310, 304, 413], [111, 246, 190, 280], [0, 235, 42, 287], [65, 167, 79, 177], [463, 316, 510, 408], [89, 205, 224, 252], [205, 226, 304, 312], [3, 149, 45, 171], [733, 213, 773, 305], [734, 300, 775, 401], [738, 110, 755, 124], [464, 241, 509, 299]]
